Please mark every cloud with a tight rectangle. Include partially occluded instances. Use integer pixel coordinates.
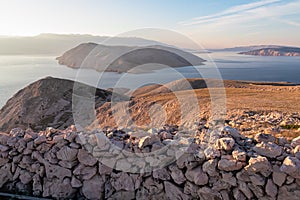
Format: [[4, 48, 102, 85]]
[[180, 0, 300, 27]]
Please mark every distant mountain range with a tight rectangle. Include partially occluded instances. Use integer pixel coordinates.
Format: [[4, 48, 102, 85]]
[[0, 33, 168, 55], [239, 47, 300, 56], [213, 45, 286, 52]]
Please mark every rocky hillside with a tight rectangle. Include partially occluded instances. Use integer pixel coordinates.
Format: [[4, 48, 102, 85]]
[[0, 122, 300, 199], [1, 77, 300, 135], [0, 77, 112, 132], [56, 43, 205, 73], [239, 47, 300, 56]]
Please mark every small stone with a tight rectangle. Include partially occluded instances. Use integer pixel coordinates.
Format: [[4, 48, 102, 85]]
[[19, 170, 33, 184], [77, 149, 97, 166], [153, 168, 170, 180], [170, 165, 186, 184], [238, 181, 253, 199], [280, 156, 300, 179], [249, 173, 265, 186], [82, 175, 105, 199], [164, 181, 191, 200], [34, 135, 47, 145], [254, 133, 276, 143], [245, 156, 272, 176], [253, 142, 282, 158], [138, 135, 160, 149], [198, 187, 222, 200], [266, 179, 278, 198], [56, 146, 78, 161], [202, 159, 219, 176], [111, 172, 135, 191], [185, 166, 208, 186], [0, 144, 9, 152], [291, 136, 300, 148], [215, 137, 235, 151], [204, 146, 220, 159], [218, 155, 245, 171], [73, 164, 97, 180], [232, 149, 247, 162], [44, 161, 71, 180], [71, 176, 82, 188], [273, 165, 287, 186]]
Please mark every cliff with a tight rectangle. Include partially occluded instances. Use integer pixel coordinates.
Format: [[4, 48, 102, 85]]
[[239, 47, 300, 56], [56, 43, 206, 73]]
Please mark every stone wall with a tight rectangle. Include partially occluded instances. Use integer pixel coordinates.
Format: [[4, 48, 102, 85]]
[[0, 124, 300, 200]]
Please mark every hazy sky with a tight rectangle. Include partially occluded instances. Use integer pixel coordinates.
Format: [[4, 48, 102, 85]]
[[0, 0, 300, 48]]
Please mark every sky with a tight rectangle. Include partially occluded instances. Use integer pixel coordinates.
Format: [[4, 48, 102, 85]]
[[0, 0, 299, 48]]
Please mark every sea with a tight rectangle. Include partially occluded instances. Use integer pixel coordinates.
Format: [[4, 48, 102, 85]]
[[0, 51, 300, 108]]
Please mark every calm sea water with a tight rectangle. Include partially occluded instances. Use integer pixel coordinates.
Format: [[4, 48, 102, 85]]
[[0, 52, 300, 108]]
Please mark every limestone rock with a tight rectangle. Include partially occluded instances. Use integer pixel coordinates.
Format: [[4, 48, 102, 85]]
[[245, 156, 272, 176], [202, 159, 219, 176], [56, 146, 78, 161], [77, 149, 97, 166], [164, 181, 191, 200], [266, 179, 278, 198], [197, 187, 222, 200], [42, 178, 75, 198], [204, 146, 220, 159], [44, 161, 72, 180], [138, 135, 160, 149], [254, 133, 276, 143], [34, 135, 47, 145], [185, 166, 208, 186], [253, 142, 282, 158], [280, 156, 300, 178], [111, 172, 135, 191], [215, 137, 235, 151], [273, 165, 287, 186], [291, 136, 300, 148], [218, 155, 245, 171], [73, 164, 97, 180], [82, 175, 105, 199], [170, 165, 186, 184], [153, 168, 170, 180], [0, 163, 13, 187], [232, 149, 247, 162]]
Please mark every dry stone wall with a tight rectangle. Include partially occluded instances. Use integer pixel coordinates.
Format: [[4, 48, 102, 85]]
[[0, 124, 300, 199]]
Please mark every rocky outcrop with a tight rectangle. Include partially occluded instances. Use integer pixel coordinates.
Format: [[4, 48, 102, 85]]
[[0, 77, 112, 132], [0, 123, 300, 199], [56, 43, 205, 72], [239, 47, 300, 56]]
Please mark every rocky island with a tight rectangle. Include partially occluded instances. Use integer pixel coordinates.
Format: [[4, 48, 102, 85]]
[[239, 47, 300, 56], [56, 43, 206, 73]]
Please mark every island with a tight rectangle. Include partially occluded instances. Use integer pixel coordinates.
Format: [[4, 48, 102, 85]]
[[239, 46, 300, 56], [56, 43, 206, 73]]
